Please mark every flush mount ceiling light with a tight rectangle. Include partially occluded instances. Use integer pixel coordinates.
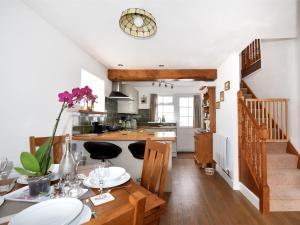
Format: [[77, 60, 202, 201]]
[[119, 8, 157, 38]]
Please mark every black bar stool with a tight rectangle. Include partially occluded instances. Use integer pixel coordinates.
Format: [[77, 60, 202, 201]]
[[128, 141, 146, 160], [83, 142, 122, 162]]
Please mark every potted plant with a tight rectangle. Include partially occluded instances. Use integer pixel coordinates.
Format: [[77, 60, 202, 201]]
[[15, 86, 97, 196]]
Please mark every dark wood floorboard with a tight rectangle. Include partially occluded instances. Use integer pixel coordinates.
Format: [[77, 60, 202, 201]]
[[160, 155, 300, 225]]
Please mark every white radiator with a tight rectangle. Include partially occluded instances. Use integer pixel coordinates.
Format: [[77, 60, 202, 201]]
[[213, 133, 231, 177]]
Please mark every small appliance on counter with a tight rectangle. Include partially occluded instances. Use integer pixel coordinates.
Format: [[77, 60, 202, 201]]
[[91, 122, 106, 133]]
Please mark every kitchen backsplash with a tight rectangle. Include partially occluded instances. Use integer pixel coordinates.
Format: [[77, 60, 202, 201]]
[[72, 98, 154, 134]]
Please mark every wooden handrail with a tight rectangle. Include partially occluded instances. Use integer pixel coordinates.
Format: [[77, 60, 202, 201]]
[[241, 39, 261, 78], [238, 91, 269, 214], [245, 98, 288, 141]]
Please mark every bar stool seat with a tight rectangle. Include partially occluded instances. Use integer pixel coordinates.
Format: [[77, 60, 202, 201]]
[[128, 141, 146, 160], [83, 142, 122, 160]]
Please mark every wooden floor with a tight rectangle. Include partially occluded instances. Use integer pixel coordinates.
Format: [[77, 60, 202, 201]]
[[160, 154, 300, 225]]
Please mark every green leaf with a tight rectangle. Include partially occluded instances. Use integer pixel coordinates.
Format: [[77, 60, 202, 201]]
[[35, 138, 51, 164], [14, 167, 37, 176], [40, 156, 52, 174], [20, 152, 41, 173]]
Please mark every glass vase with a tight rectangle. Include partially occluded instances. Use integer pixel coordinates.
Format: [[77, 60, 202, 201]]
[[27, 173, 51, 196], [58, 135, 75, 180]]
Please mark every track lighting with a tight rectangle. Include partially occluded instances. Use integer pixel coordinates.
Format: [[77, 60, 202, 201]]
[[151, 80, 174, 89]]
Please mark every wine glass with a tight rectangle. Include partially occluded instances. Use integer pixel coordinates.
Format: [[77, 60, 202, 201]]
[[0, 157, 8, 179], [96, 161, 109, 198], [72, 148, 83, 175]]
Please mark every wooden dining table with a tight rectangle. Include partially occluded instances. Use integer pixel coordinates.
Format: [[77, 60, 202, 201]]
[[0, 164, 166, 225]]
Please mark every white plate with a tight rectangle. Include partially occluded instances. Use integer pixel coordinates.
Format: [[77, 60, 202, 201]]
[[17, 164, 60, 185], [89, 167, 126, 182], [83, 172, 130, 189], [0, 196, 4, 206], [69, 205, 91, 225], [9, 198, 83, 225]]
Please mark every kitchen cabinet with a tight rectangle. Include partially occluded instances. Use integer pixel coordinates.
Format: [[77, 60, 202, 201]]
[[194, 132, 213, 167], [118, 84, 139, 114]]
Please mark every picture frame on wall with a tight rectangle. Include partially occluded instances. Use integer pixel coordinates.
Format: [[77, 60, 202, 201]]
[[220, 91, 224, 102], [224, 81, 230, 91], [216, 101, 220, 109], [140, 95, 147, 104]]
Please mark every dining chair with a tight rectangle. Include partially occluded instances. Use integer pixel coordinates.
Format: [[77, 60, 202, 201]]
[[29, 135, 65, 163], [84, 191, 146, 225], [141, 140, 170, 198]]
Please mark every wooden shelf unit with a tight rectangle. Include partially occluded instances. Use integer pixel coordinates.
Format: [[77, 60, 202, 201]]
[[194, 86, 216, 167], [201, 86, 216, 133]]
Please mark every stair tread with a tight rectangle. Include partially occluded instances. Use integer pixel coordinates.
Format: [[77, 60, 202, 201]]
[[268, 168, 300, 175], [270, 186, 300, 200]]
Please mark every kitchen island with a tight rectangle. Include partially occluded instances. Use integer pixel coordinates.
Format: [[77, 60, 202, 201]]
[[73, 130, 176, 192]]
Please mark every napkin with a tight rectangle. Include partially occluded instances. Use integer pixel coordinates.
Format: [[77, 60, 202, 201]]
[[90, 193, 115, 206]]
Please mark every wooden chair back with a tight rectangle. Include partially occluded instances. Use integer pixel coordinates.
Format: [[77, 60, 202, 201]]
[[84, 191, 146, 225], [29, 136, 65, 163], [141, 140, 170, 198]]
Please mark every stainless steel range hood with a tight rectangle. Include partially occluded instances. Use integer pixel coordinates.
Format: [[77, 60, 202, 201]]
[[109, 82, 133, 101]]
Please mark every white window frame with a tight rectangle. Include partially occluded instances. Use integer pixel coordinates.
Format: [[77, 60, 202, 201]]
[[178, 96, 194, 128], [157, 95, 175, 122]]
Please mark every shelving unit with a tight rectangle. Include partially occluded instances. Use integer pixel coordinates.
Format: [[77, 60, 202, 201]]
[[194, 86, 216, 167], [201, 86, 216, 132]]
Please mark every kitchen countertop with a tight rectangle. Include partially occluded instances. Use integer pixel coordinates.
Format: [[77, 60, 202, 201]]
[[73, 131, 176, 141]]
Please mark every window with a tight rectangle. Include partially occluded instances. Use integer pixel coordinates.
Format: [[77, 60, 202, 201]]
[[81, 69, 105, 111], [179, 97, 194, 127], [157, 96, 174, 122]]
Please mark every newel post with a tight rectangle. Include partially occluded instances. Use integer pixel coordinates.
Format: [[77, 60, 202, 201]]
[[259, 126, 270, 214]]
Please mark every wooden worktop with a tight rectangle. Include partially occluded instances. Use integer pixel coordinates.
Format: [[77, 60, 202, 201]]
[[73, 131, 176, 141]]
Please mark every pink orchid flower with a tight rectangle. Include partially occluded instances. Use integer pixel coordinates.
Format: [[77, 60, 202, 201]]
[[58, 91, 72, 102]]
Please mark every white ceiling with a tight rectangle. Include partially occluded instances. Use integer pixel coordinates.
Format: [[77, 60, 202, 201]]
[[23, 0, 298, 69]]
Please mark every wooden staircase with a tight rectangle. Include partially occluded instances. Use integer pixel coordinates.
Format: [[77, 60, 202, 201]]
[[239, 81, 300, 213]]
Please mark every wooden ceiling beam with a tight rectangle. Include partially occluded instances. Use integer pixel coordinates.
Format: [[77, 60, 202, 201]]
[[108, 69, 217, 81]]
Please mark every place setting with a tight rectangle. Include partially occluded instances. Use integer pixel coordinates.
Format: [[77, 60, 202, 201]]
[[0, 149, 131, 225]]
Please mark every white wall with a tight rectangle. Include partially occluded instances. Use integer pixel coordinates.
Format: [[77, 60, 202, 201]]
[[215, 54, 240, 189], [0, 0, 111, 165], [244, 39, 300, 151]]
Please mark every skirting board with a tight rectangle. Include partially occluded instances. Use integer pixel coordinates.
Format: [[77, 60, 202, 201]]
[[215, 164, 239, 190], [216, 165, 259, 209], [239, 182, 259, 209]]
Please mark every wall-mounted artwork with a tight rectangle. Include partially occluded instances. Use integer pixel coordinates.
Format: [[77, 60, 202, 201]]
[[224, 81, 230, 91], [220, 91, 224, 102], [216, 101, 220, 109], [140, 95, 147, 104]]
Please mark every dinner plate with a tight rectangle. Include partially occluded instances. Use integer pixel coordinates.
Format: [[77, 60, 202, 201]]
[[69, 205, 91, 225], [0, 196, 4, 206], [89, 167, 126, 182], [17, 164, 60, 185], [8, 198, 83, 225], [83, 172, 130, 189]]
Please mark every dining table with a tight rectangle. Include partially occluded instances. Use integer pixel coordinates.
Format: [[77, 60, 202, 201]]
[[0, 164, 166, 225]]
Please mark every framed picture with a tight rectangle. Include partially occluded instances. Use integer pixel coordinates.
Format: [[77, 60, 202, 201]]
[[216, 101, 220, 109], [140, 95, 147, 104], [220, 91, 224, 102], [224, 81, 230, 91]]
